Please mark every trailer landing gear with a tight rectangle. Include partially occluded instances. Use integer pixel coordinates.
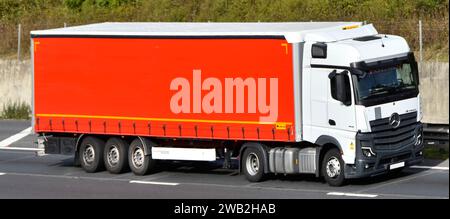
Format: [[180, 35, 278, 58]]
[[222, 148, 232, 169]]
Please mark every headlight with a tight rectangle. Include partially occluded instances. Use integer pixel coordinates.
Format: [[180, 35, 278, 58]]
[[362, 147, 376, 158], [414, 133, 423, 146]]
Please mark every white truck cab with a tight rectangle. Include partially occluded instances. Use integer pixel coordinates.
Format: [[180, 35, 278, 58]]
[[300, 24, 423, 185]]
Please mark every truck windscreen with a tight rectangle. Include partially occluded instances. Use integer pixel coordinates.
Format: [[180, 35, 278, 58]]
[[354, 62, 419, 106]]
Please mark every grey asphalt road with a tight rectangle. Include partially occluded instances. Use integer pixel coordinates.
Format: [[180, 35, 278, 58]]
[[0, 120, 448, 199], [0, 120, 30, 141]]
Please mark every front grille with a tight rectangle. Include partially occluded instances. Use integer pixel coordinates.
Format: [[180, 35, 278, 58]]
[[369, 112, 418, 151], [379, 152, 412, 165]]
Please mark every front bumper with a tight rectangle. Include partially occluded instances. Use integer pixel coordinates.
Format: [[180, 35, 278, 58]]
[[344, 123, 424, 179]]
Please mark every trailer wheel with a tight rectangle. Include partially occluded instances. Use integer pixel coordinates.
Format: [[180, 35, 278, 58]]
[[79, 136, 105, 173], [104, 137, 129, 174], [322, 148, 346, 186], [128, 138, 156, 175], [242, 147, 266, 182]]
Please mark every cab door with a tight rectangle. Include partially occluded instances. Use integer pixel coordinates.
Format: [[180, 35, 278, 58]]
[[327, 70, 357, 132]]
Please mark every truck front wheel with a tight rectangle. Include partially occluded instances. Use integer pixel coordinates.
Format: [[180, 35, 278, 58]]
[[79, 136, 105, 173], [128, 138, 156, 175], [242, 147, 266, 182], [322, 148, 346, 186]]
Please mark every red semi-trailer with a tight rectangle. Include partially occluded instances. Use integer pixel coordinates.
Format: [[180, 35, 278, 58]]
[[32, 22, 424, 186], [33, 37, 294, 141]]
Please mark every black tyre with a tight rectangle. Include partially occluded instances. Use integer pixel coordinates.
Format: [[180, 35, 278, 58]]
[[104, 137, 129, 174], [322, 148, 346, 186], [79, 136, 105, 173], [242, 147, 266, 182], [128, 138, 156, 175]]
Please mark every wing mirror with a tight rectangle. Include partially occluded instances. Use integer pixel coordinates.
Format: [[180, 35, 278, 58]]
[[329, 70, 351, 106]]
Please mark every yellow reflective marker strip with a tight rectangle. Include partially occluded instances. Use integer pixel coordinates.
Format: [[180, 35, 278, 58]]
[[36, 114, 292, 126]]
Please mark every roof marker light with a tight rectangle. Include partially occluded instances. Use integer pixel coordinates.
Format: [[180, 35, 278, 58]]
[[342, 25, 360, 30]]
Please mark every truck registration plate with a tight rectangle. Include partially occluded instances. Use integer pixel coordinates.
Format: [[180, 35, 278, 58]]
[[390, 162, 405, 170]]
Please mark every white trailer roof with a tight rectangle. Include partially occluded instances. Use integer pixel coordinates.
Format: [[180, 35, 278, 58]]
[[31, 22, 378, 43]]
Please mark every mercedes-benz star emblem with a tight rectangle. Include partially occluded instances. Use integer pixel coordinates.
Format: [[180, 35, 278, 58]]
[[389, 113, 401, 128]]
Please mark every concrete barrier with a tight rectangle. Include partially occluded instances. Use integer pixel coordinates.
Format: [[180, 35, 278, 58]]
[[419, 62, 449, 124], [0, 60, 448, 125], [0, 59, 31, 113]]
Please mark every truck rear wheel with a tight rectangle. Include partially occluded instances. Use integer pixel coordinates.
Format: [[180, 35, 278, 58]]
[[128, 138, 156, 175], [242, 147, 266, 182], [79, 136, 105, 173], [104, 137, 129, 174], [322, 148, 346, 186]]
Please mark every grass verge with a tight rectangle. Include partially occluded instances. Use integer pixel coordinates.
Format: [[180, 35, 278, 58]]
[[0, 101, 31, 120], [423, 146, 449, 160]]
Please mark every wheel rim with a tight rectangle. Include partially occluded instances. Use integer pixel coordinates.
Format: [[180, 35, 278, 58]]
[[246, 152, 260, 176], [107, 145, 120, 167], [83, 144, 95, 165], [132, 147, 144, 168], [326, 156, 341, 178]]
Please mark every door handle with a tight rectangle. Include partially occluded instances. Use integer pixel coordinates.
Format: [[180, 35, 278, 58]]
[[329, 119, 336, 126]]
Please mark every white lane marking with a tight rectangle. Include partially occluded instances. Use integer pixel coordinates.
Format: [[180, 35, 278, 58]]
[[327, 192, 378, 198], [0, 173, 5, 176], [0, 147, 43, 152], [0, 127, 32, 147], [410, 166, 449, 171], [129, 180, 179, 186]]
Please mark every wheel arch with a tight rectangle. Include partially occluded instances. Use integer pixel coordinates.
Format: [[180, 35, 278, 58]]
[[73, 134, 86, 166], [136, 136, 156, 156], [238, 142, 270, 174], [315, 135, 343, 177]]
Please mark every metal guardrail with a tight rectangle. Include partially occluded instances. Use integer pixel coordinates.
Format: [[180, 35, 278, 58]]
[[423, 123, 449, 148], [0, 138, 45, 156], [0, 147, 43, 152], [0, 146, 45, 156]]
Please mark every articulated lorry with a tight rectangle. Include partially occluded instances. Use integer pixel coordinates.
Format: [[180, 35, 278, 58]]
[[31, 22, 423, 186]]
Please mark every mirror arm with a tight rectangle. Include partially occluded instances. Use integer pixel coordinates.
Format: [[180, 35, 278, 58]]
[[350, 68, 366, 78], [328, 70, 337, 79]]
